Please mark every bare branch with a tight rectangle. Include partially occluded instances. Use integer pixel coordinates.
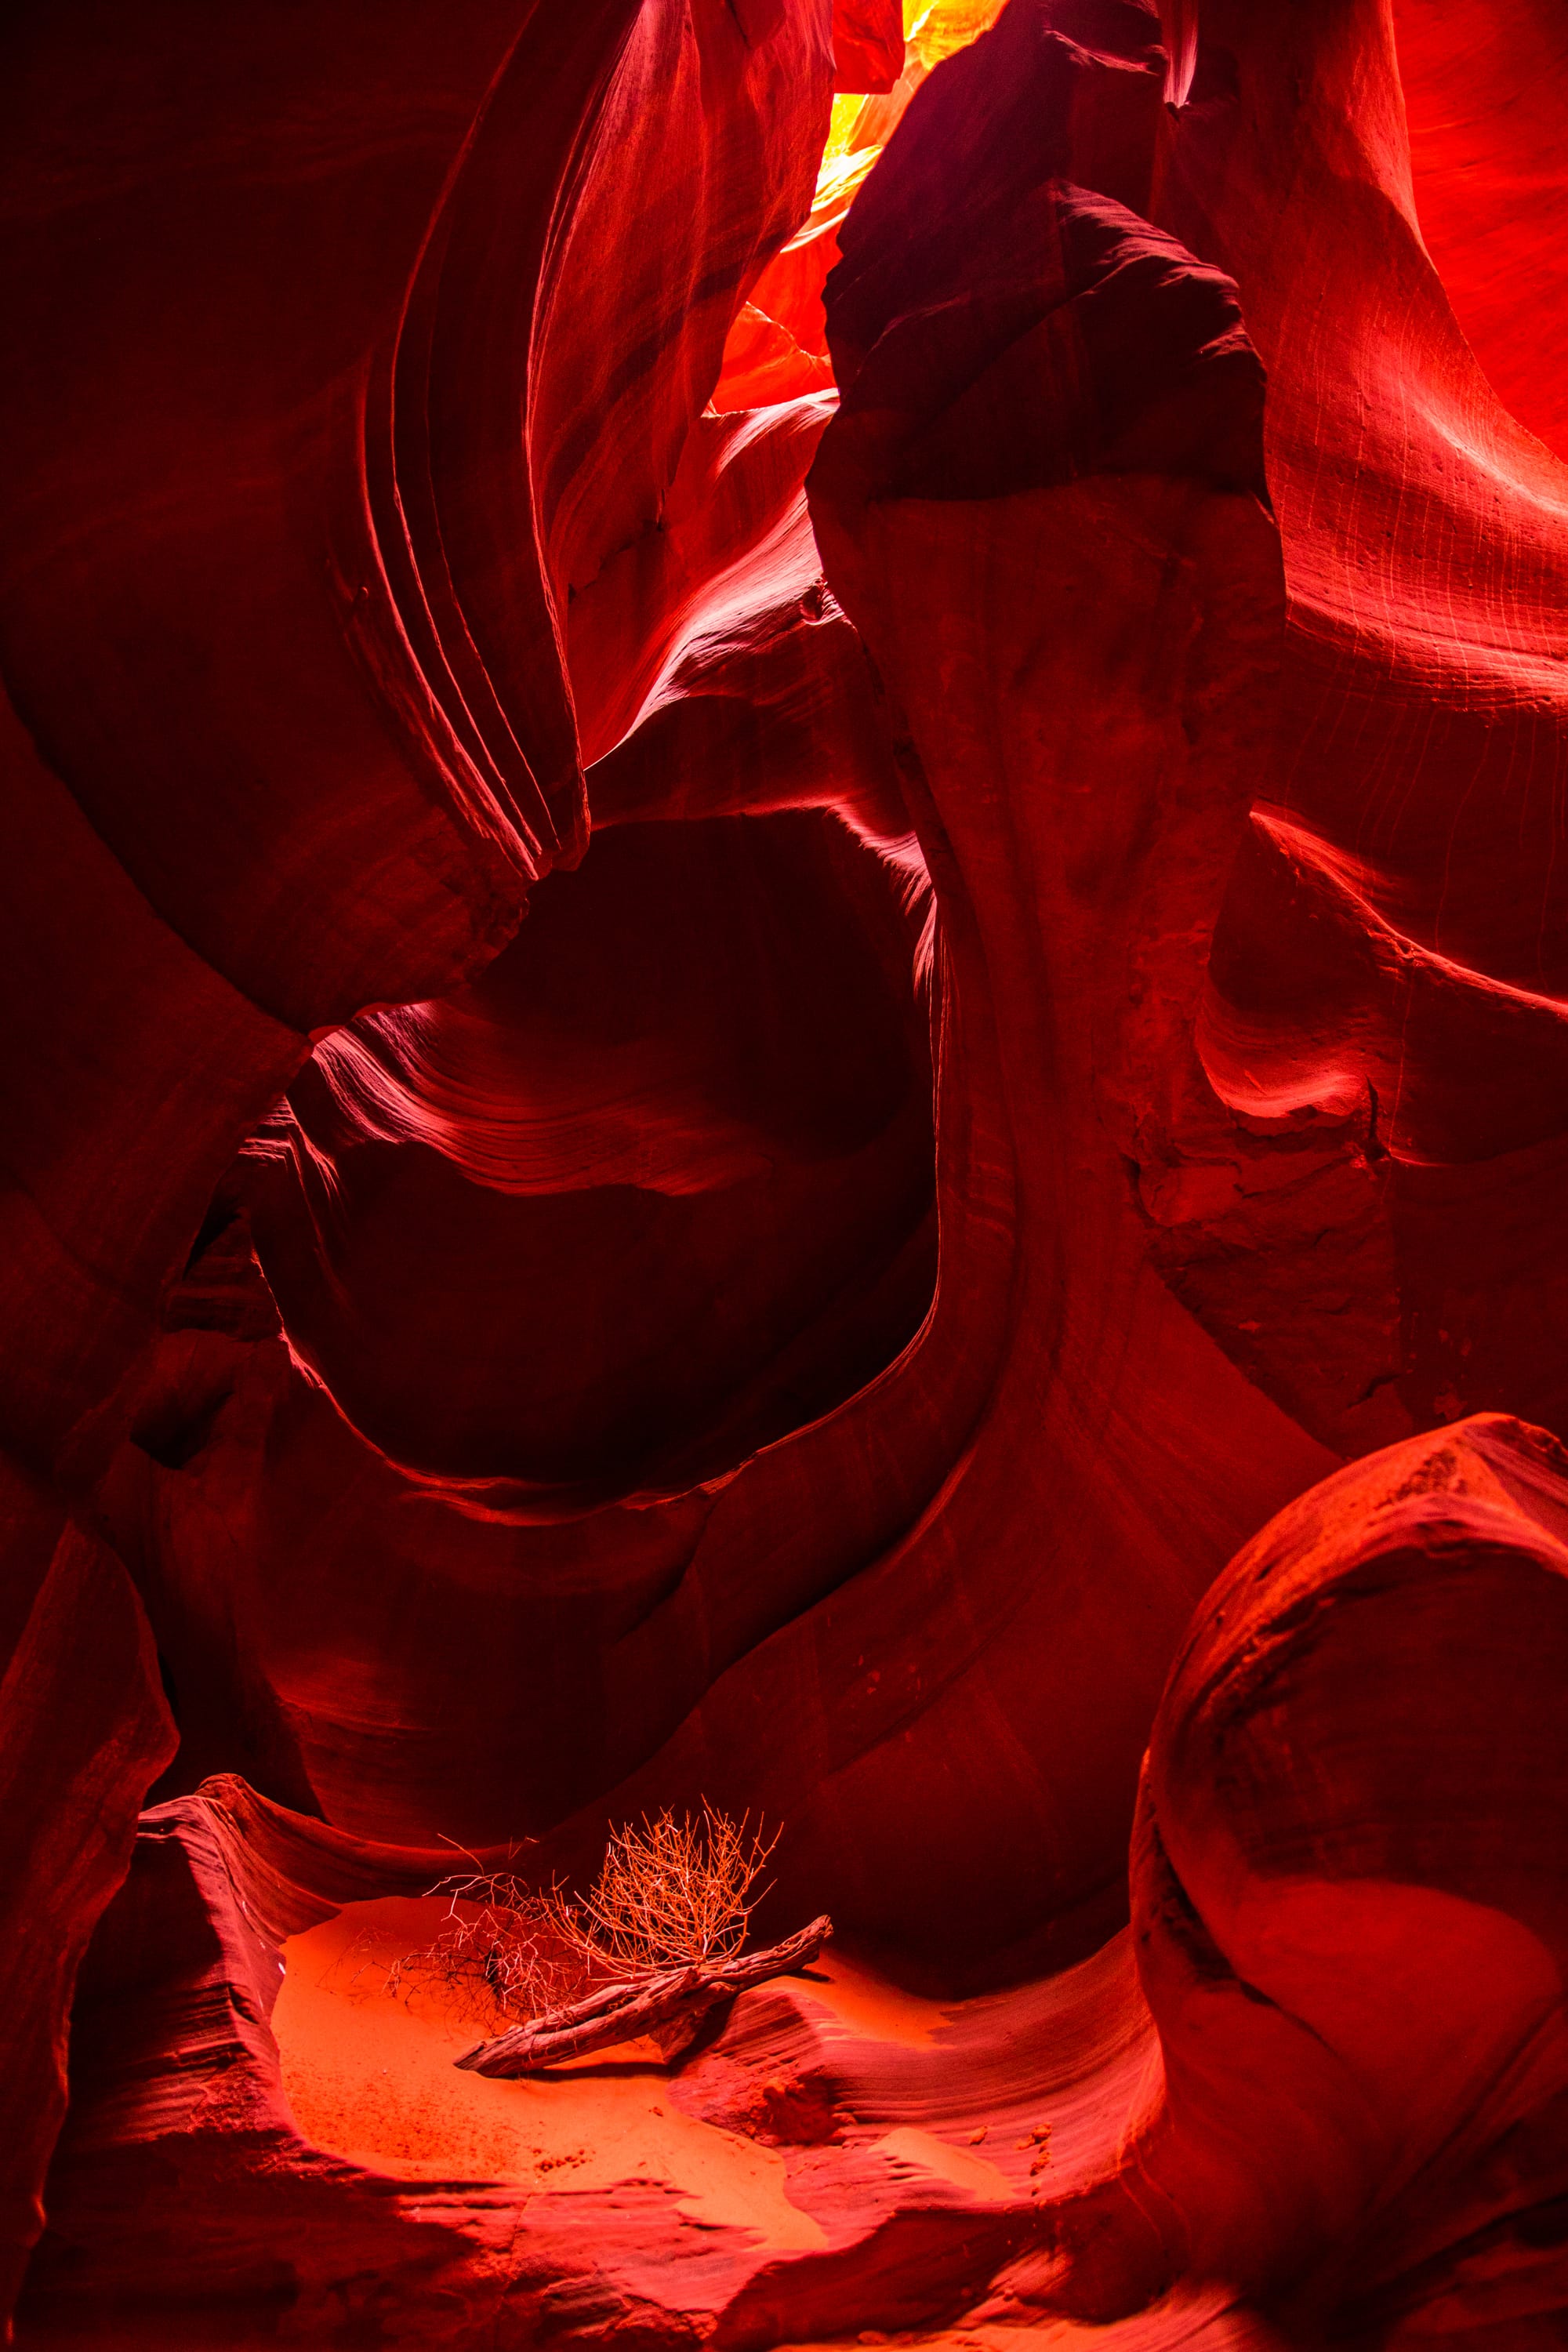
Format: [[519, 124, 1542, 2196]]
[[366, 1846, 593, 2029], [372, 1802, 817, 2073], [546, 1802, 782, 1976], [453, 1915, 833, 2078]]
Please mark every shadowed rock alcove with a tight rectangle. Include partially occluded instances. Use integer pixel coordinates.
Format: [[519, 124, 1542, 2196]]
[[5, 0, 1568, 2346], [241, 809, 937, 1498]]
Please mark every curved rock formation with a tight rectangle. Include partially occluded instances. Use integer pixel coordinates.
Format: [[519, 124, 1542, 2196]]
[[1393, 0, 1568, 467], [5, 0, 1568, 2342], [1, 0, 846, 2308], [21, 1417, 1568, 2345]]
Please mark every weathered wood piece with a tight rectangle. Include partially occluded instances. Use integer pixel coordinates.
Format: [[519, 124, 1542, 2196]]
[[453, 1914, 832, 2078]]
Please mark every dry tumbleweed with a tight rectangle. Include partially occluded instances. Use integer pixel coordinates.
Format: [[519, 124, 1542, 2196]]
[[370, 1845, 573, 2028], [414, 1805, 830, 2079], [547, 1802, 780, 1975], [376, 1806, 791, 2042]]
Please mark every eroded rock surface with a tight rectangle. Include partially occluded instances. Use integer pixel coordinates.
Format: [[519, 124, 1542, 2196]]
[[4, 0, 1567, 2342]]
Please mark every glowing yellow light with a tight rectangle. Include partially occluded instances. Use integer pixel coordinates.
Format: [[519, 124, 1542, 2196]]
[[909, 0, 1008, 67], [713, 0, 1008, 408], [819, 0, 1008, 188]]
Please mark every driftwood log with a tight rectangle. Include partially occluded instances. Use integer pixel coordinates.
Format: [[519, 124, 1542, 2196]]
[[453, 1914, 833, 2078]]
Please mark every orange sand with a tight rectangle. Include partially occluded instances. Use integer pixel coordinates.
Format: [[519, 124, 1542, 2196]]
[[789, 1950, 950, 2049], [274, 1897, 827, 2247]]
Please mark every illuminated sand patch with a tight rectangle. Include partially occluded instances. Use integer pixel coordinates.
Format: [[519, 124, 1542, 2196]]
[[782, 1948, 950, 2049], [274, 1896, 828, 2249]]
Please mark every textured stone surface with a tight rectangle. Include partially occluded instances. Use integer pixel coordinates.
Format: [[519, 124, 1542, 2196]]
[[5, 0, 1568, 2341]]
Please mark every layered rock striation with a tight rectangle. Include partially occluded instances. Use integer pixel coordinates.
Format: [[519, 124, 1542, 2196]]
[[4, 0, 1567, 2342]]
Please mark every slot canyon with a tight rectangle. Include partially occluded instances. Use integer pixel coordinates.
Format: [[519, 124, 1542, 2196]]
[[5, 0, 1568, 2343]]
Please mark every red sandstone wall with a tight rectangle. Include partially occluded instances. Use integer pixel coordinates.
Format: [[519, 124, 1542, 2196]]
[[3, 1, 1566, 2342]]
